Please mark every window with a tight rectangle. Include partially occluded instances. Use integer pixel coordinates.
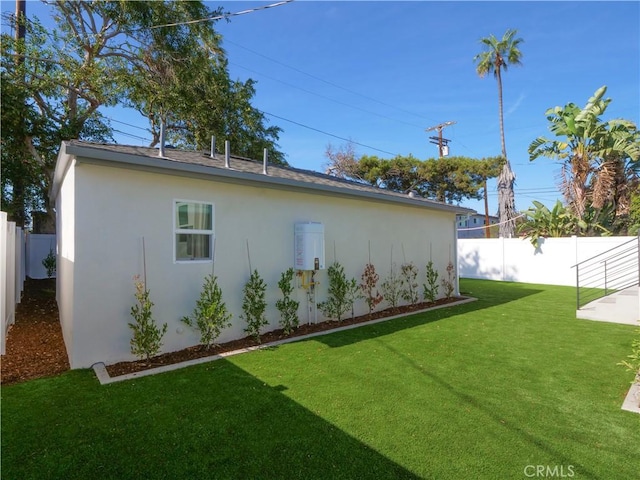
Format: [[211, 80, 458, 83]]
[[174, 200, 213, 262]]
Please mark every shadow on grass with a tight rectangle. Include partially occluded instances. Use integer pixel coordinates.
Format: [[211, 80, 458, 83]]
[[1, 362, 420, 480], [377, 340, 601, 480], [317, 280, 545, 349]]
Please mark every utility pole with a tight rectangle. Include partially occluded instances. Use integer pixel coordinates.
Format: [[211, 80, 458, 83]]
[[426, 121, 456, 158]]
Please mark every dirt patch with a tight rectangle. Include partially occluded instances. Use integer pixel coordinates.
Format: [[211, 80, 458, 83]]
[[1, 279, 464, 383]]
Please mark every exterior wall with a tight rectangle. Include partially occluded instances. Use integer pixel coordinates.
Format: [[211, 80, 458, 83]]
[[56, 162, 76, 366], [459, 236, 637, 287], [68, 162, 459, 368]]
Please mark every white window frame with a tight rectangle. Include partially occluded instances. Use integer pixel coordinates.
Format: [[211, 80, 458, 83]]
[[173, 199, 214, 263]]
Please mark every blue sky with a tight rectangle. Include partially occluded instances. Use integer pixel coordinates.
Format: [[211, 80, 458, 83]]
[[6, 1, 640, 216]]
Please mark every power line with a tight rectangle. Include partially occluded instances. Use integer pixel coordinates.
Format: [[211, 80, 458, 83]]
[[109, 117, 150, 132], [230, 61, 426, 130], [260, 110, 400, 156], [224, 38, 438, 125], [149, 0, 295, 30], [112, 128, 152, 143]]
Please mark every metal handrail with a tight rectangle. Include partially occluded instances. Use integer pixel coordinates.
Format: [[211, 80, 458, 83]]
[[574, 235, 640, 309], [572, 236, 638, 268]]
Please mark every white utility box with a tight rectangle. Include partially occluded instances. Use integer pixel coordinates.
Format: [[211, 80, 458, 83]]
[[294, 222, 325, 270]]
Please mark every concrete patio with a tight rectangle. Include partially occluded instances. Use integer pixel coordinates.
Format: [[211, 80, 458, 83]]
[[577, 286, 640, 326]]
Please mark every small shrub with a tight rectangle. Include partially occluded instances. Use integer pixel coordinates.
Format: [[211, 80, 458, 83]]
[[42, 249, 56, 278], [423, 260, 439, 303], [360, 263, 383, 316], [400, 262, 419, 305], [318, 262, 351, 322], [441, 261, 456, 299], [381, 263, 402, 310], [618, 328, 640, 403], [129, 276, 167, 362], [241, 269, 268, 342], [345, 277, 362, 320], [181, 274, 232, 349], [276, 268, 300, 335]]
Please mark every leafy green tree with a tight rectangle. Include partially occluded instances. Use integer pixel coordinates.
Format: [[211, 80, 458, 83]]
[[114, 1, 285, 162], [325, 147, 503, 205], [528, 86, 640, 230], [417, 156, 503, 204], [1, 1, 285, 226], [474, 29, 524, 237]]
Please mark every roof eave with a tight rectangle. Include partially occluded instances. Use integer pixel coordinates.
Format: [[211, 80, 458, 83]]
[[61, 142, 475, 215]]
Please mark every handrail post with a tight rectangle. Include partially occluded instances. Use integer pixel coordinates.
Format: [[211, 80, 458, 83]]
[[576, 263, 580, 309], [603, 260, 608, 296]]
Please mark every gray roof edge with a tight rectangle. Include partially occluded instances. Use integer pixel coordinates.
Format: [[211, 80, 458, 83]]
[[61, 141, 475, 215]]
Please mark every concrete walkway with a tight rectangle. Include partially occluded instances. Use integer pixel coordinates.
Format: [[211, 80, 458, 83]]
[[577, 286, 640, 326]]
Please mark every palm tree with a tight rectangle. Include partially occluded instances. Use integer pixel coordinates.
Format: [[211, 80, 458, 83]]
[[474, 29, 523, 238], [528, 86, 640, 230]]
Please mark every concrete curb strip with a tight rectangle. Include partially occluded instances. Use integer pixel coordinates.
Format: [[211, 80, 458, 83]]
[[621, 381, 640, 415], [92, 297, 478, 385]]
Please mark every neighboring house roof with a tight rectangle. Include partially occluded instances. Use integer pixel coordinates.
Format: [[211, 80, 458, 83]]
[[52, 141, 474, 215]]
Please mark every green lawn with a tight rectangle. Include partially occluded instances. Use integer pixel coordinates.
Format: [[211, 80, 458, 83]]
[[2, 279, 639, 479]]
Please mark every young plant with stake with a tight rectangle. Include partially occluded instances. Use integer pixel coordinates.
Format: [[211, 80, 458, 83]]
[[345, 277, 362, 320], [423, 260, 439, 303], [241, 269, 268, 342], [360, 263, 383, 316], [441, 261, 456, 299], [381, 263, 402, 310], [276, 268, 300, 335], [318, 262, 352, 322], [400, 262, 419, 305], [129, 276, 168, 362], [181, 274, 232, 349]]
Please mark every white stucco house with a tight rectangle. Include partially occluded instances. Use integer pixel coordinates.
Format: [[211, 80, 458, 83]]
[[51, 140, 473, 369]]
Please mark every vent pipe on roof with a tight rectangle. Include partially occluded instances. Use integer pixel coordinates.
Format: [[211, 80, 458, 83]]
[[210, 136, 216, 158], [158, 119, 166, 157], [263, 148, 268, 175], [224, 140, 230, 168]]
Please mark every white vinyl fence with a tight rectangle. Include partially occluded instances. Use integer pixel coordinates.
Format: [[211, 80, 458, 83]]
[[26, 233, 57, 279], [458, 236, 638, 287], [1, 212, 25, 355]]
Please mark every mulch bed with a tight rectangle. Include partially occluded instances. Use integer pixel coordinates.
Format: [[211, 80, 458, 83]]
[[106, 297, 463, 377], [1, 278, 464, 383], [1, 278, 70, 385]]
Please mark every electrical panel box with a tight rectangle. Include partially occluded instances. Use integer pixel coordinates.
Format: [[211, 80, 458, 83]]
[[294, 222, 325, 270]]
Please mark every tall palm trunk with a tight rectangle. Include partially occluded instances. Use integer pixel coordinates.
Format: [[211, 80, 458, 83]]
[[495, 66, 516, 238]]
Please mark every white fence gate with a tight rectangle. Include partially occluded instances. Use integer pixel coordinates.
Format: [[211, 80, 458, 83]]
[[458, 236, 637, 287], [26, 233, 57, 279]]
